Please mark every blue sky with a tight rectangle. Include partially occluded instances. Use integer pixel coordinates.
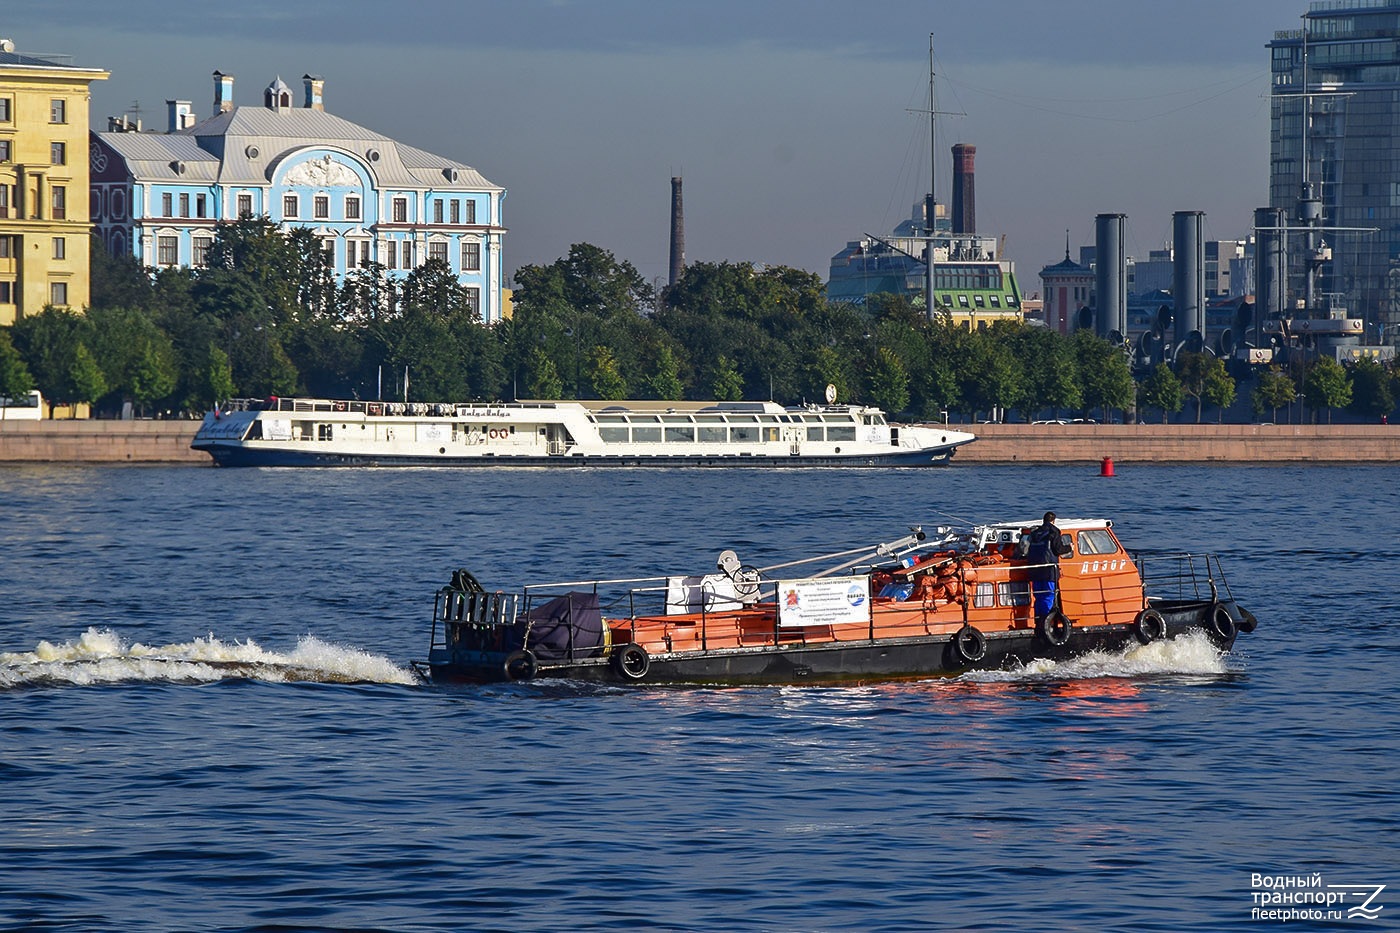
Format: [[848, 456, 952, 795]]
[[10, 0, 1294, 292]]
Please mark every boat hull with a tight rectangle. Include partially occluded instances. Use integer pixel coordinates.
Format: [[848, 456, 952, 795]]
[[425, 600, 1244, 686]]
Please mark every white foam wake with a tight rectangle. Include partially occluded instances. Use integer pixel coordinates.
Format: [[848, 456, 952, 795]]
[[0, 627, 420, 689], [959, 630, 1231, 683]]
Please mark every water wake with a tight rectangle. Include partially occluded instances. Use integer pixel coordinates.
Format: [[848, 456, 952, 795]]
[[959, 631, 1230, 683], [0, 627, 420, 689]]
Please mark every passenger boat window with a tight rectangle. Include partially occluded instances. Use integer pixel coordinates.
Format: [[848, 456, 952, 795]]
[[318, 423, 333, 441], [807, 426, 824, 441], [599, 427, 628, 443], [974, 583, 995, 608], [698, 426, 726, 443], [763, 427, 780, 442], [664, 426, 695, 442], [998, 581, 1031, 606], [661, 415, 693, 424], [1077, 529, 1119, 555], [827, 426, 856, 441], [730, 426, 759, 443], [595, 415, 627, 425], [631, 426, 662, 442]]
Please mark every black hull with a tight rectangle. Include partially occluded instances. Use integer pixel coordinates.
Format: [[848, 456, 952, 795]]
[[426, 600, 1247, 687]]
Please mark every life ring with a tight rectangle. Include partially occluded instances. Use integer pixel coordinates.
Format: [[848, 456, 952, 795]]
[[951, 624, 987, 664], [612, 643, 650, 681], [1235, 606, 1258, 634], [1206, 603, 1237, 643], [1133, 608, 1167, 644], [488, 428, 500, 439], [1038, 610, 1072, 646], [333, 401, 347, 412], [502, 649, 537, 681]]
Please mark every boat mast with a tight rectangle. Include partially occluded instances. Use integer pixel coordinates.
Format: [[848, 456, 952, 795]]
[[925, 34, 937, 316]]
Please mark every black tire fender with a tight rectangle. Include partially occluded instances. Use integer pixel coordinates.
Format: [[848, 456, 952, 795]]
[[502, 649, 537, 681], [1133, 608, 1167, 644], [1038, 610, 1072, 646], [951, 624, 987, 664], [612, 643, 650, 681], [1207, 603, 1237, 643], [1236, 607, 1258, 634]]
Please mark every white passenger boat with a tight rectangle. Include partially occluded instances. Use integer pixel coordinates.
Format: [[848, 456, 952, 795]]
[[191, 397, 975, 467]]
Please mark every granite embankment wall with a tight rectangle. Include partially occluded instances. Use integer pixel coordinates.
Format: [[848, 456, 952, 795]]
[[0, 421, 208, 464], [0, 420, 1397, 465]]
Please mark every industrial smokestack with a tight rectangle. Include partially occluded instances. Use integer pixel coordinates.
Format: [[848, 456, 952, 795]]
[[1095, 213, 1127, 340], [669, 177, 685, 287], [951, 143, 976, 235], [213, 71, 234, 114], [1254, 206, 1285, 343], [1172, 211, 1206, 347]]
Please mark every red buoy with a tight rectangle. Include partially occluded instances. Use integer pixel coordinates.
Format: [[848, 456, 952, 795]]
[[1100, 456, 1115, 477]]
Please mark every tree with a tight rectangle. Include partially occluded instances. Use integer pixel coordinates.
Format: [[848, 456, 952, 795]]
[[1252, 366, 1296, 423], [0, 329, 35, 418], [865, 346, 910, 415], [1072, 330, 1134, 421], [524, 348, 563, 399], [647, 345, 684, 400], [9, 307, 94, 406], [1303, 356, 1351, 423], [199, 344, 237, 409], [1139, 363, 1183, 424], [710, 356, 743, 401], [68, 343, 109, 414], [129, 340, 179, 415], [587, 345, 627, 400], [1200, 356, 1237, 423], [1346, 358, 1395, 421], [1176, 351, 1214, 423]]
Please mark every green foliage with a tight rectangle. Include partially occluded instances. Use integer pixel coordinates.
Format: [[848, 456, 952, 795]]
[[587, 345, 628, 400], [525, 348, 564, 399], [1303, 356, 1352, 423], [1201, 357, 1236, 422], [1072, 330, 1135, 420], [1139, 363, 1183, 423], [709, 356, 743, 401], [1346, 358, 1395, 420], [68, 343, 108, 408], [0, 328, 35, 406], [647, 345, 685, 401], [865, 347, 911, 415], [1252, 366, 1296, 422]]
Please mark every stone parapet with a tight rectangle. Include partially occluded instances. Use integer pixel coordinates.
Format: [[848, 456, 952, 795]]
[[0, 420, 1396, 465]]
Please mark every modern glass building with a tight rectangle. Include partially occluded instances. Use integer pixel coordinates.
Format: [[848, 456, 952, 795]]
[[1268, 0, 1400, 346]]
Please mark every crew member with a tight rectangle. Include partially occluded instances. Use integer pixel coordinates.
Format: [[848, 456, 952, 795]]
[[1021, 511, 1072, 622]]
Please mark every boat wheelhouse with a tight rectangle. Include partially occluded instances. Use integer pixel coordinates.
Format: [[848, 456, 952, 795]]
[[192, 397, 975, 467]]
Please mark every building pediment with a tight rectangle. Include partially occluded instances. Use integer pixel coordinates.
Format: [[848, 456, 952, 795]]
[[284, 153, 361, 187]]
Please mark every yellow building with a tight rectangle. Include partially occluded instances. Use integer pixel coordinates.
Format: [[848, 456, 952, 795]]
[[0, 40, 108, 326]]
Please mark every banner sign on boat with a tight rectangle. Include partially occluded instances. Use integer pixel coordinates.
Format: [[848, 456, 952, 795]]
[[777, 575, 870, 628]]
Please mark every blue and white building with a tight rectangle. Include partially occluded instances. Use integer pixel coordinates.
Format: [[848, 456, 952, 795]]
[[89, 72, 507, 322]]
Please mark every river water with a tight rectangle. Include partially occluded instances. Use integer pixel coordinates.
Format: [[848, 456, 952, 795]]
[[1, 464, 1397, 932]]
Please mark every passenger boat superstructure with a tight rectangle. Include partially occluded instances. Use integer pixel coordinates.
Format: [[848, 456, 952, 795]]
[[422, 519, 1257, 685], [192, 397, 975, 467]]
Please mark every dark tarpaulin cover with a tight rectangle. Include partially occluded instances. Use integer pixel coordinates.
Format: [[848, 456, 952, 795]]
[[515, 592, 606, 660]]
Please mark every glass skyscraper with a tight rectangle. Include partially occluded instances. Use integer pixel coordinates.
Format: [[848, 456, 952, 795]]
[[1268, 0, 1400, 346]]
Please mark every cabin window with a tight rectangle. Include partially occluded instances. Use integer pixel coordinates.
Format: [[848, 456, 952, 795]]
[[807, 426, 824, 441], [827, 426, 856, 442], [599, 427, 628, 443], [631, 426, 662, 442], [974, 583, 995, 608], [998, 581, 1031, 606], [698, 426, 726, 443], [318, 424, 333, 441], [665, 426, 695, 442], [730, 425, 759, 443], [763, 426, 780, 442], [1077, 529, 1120, 556]]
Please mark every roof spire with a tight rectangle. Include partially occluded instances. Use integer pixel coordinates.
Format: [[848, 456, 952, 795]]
[[1065, 229, 1071, 261]]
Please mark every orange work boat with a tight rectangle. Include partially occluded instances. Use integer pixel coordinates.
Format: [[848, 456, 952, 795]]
[[422, 520, 1257, 685]]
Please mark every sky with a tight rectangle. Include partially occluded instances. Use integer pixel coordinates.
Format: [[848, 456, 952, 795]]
[[9, 0, 1297, 294]]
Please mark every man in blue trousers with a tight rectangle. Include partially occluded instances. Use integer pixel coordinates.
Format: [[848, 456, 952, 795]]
[[1022, 511, 1071, 623]]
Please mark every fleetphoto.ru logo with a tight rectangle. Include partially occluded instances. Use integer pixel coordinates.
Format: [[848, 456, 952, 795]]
[[1250, 873, 1385, 922]]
